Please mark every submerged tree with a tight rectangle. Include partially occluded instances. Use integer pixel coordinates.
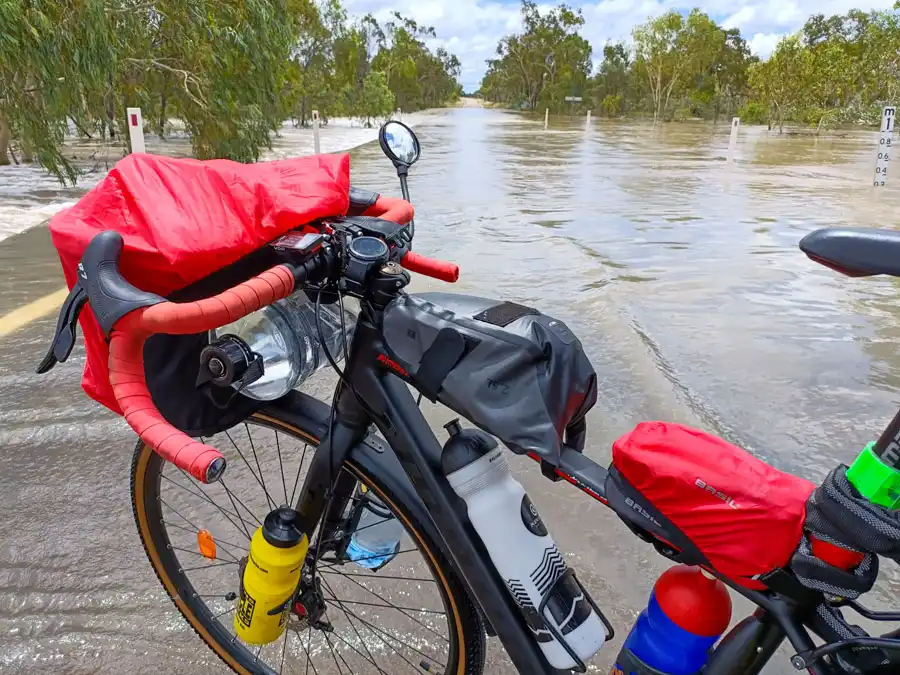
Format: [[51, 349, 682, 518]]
[[480, 1, 591, 112], [481, 2, 899, 130], [632, 9, 724, 123]]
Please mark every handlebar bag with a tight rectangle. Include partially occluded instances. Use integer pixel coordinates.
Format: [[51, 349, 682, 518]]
[[48, 152, 350, 432], [381, 292, 598, 463]]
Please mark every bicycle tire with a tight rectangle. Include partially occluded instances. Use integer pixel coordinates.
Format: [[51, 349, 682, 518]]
[[130, 410, 486, 674]]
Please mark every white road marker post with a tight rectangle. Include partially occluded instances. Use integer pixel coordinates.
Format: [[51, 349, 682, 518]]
[[544, 108, 549, 130], [312, 109, 321, 155], [586, 110, 591, 126], [726, 117, 740, 164], [126, 107, 146, 154], [874, 106, 895, 187]]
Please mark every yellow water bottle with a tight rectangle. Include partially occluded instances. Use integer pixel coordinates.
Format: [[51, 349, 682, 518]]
[[234, 507, 309, 645]]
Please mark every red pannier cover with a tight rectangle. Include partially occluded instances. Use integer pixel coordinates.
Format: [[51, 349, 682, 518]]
[[613, 422, 815, 586], [49, 152, 351, 414]]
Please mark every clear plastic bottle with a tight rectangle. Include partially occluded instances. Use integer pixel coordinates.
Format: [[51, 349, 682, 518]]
[[346, 487, 404, 570], [211, 291, 357, 401]]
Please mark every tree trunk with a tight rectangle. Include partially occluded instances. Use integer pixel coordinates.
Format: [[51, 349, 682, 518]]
[[107, 75, 117, 139], [651, 67, 664, 124], [21, 143, 33, 163], [121, 93, 131, 153], [70, 116, 93, 139], [0, 116, 10, 166], [158, 89, 168, 139]]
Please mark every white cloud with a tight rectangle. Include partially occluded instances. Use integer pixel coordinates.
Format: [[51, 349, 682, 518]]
[[722, 7, 756, 30], [342, 0, 898, 90], [748, 32, 784, 57]]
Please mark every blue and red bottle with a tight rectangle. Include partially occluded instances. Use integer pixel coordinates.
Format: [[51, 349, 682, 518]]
[[611, 565, 732, 675]]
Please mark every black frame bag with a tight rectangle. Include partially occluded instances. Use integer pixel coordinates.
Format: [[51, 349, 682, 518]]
[[381, 293, 598, 463]]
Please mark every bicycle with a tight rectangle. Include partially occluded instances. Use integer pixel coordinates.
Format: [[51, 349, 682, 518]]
[[38, 121, 900, 674]]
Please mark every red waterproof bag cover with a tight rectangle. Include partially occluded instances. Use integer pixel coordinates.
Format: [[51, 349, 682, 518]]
[[612, 422, 815, 586], [49, 152, 350, 414]]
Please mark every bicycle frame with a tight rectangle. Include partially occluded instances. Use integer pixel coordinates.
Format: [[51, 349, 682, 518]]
[[282, 295, 862, 675], [291, 304, 563, 674]]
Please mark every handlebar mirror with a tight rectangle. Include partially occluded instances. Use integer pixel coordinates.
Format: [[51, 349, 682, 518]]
[[379, 121, 420, 168]]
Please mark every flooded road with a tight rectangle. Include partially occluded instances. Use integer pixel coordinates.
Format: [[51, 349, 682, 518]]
[[2, 107, 900, 674]]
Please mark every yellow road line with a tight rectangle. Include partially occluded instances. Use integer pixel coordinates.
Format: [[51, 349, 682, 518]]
[[0, 287, 69, 338]]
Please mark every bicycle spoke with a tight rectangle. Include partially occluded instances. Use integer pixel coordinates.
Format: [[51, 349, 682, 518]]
[[275, 430, 289, 506], [226, 429, 276, 509], [245, 423, 277, 511], [220, 479, 264, 528], [326, 599, 424, 673], [289, 441, 312, 506], [323, 591, 443, 672], [160, 498, 250, 553], [181, 560, 237, 572], [317, 515, 395, 550], [171, 544, 241, 564], [324, 567, 448, 643], [322, 629, 349, 675], [327, 628, 388, 674], [162, 472, 250, 539], [163, 522, 246, 558], [280, 625, 289, 675], [213, 605, 236, 620], [316, 567, 438, 586], [319, 576, 389, 675], [298, 622, 319, 675], [325, 598, 444, 616], [219, 483, 253, 539], [317, 547, 418, 568]]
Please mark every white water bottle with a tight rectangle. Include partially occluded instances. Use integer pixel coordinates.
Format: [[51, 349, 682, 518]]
[[441, 420, 608, 669]]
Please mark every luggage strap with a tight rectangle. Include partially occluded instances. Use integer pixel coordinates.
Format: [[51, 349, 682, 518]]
[[415, 328, 478, 401], [789, 466, 900, 671]]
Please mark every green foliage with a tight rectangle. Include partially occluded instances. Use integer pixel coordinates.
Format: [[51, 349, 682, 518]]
[[0, 0, 462, 183], [482, 2, 900, 132], [737, 101, 768, 125], [0, 0, 120, 182], [350, 71, 395, 126], [480, 1, 592, 113], [632, 9, 725, 122], [369, 13, 462, 112], [600, 94, 623, 117], [749, 34, 814, 132]]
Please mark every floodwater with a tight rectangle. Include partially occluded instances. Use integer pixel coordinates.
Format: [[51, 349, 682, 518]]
[[2, 106, 900, 674]]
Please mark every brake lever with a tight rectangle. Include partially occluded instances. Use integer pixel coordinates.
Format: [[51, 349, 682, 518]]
[[36, 284, 88, 374]]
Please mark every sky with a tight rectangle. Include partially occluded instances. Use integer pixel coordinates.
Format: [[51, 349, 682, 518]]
[[343, 0, 897, 92]]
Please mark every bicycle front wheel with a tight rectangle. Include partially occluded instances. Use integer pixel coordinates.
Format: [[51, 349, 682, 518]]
[[130, 409, 486, 674]]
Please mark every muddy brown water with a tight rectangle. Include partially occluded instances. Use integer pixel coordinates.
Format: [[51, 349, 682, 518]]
[[1, 108, 899, 674]]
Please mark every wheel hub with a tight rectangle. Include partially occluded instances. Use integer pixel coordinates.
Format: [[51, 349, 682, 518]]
[[289, 572, 332, 632]]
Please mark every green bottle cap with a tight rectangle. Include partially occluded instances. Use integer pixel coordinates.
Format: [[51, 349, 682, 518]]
[[846, 442, 900, 509]]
